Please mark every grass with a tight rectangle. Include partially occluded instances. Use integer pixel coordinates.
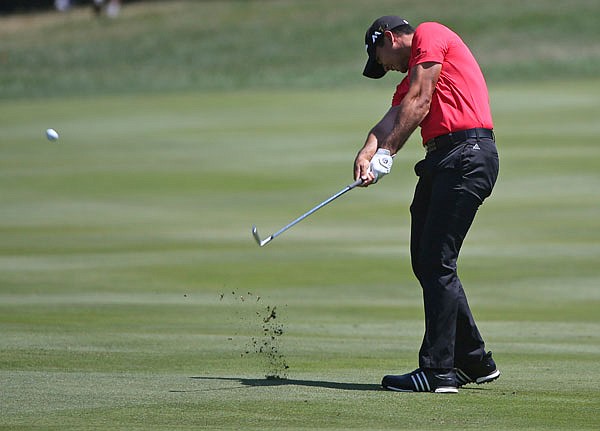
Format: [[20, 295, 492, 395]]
[[1, 0, 599, 98], [1, 1, 599, 430], [1, 80, 599, 429]]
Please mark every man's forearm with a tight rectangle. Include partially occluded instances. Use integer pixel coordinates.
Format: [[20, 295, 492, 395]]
[[380, 62, 440, 153], [371, 106, 399, 150], [357, 132, 378, 159], [354, 132, 378, 180], [381, 96, 427, 154]]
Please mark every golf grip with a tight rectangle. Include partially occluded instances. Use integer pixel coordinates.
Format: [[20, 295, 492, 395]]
[[269, 178, 363, 241]]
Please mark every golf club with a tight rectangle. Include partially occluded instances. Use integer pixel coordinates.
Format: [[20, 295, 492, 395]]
[[252, 178, 363, 247]]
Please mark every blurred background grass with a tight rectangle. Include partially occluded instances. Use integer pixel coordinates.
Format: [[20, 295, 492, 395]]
[[1, 0, 599, 99]]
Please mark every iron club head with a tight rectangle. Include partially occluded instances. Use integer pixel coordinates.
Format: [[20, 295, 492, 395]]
[[251, 225, 271, 247]]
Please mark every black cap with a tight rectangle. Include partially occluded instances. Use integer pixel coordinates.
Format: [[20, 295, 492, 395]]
[[363, 16, 409, 79]]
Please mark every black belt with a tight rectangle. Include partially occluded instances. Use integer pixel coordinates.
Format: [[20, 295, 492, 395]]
[[425, 128, 494, 153]]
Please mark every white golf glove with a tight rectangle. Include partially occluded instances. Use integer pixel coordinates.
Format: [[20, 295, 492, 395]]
[[369, 148, 393, 183]]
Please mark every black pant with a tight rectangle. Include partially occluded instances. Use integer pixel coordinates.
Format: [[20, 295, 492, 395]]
[[410, 136, 499, 370]]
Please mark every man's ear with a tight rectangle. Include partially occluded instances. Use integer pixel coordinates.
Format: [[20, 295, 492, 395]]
[[383, 30, 395, 45]]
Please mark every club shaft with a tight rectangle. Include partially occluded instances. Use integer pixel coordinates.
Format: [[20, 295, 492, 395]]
[[268, 178, 362, 241]]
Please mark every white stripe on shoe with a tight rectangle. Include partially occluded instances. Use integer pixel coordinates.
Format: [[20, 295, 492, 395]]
[[420, 371, 431, 392], [410, 374, 420, 391], [410, 371, 431, 392], [456, 369, 472, 385]]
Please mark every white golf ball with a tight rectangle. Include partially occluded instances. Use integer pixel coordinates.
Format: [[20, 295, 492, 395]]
[[46, 128, 59, 141]]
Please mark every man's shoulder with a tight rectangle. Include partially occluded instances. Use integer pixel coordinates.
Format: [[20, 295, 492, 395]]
[[415, 21, 451, 35]]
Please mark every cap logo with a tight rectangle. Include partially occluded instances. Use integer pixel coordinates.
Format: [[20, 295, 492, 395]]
[[371, 31, 382, 45]]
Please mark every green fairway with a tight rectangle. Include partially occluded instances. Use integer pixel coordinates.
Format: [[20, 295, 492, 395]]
[[1, 0, 600, 429], [1, 80, 599, 429]]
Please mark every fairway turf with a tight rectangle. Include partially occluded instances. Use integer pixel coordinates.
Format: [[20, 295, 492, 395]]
[[1, 80, 599, 429], [2, 0, 600, 429]]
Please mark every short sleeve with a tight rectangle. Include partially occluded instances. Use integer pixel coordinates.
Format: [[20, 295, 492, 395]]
[[410, 22, 448, 67]]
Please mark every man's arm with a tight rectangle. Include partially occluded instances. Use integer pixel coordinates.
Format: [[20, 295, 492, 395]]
[[353, 61, 441, 185], [380, 61, 441, 155], [354, 106, 399, 184]]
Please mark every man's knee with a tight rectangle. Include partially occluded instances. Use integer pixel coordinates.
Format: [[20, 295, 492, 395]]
[[413, 254, 457, 286]]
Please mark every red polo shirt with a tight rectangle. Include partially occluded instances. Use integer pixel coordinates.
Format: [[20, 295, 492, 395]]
[[391, 22, 493, 144]]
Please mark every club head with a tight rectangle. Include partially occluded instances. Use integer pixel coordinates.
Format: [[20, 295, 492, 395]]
[[251, 225, 271, 247]]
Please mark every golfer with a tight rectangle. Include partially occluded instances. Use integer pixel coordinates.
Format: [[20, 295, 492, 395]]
[[354, 16, 500, 393]]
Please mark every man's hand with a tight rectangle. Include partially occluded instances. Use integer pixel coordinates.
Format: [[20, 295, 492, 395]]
[[369, 148, 393, 183]]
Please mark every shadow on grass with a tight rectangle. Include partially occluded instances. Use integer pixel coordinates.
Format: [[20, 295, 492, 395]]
[[172, 377, 491, 393], [175, 376, 382, 392]]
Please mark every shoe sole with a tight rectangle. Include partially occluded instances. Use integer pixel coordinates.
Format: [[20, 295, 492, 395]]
[[475, 369, 501, 384], [435, 386, 459, 394], [383, 385, 458, 394], [457, 369, 501, 387]]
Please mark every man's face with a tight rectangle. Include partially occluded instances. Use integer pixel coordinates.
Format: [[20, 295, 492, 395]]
[[375, 31, 410, 74]]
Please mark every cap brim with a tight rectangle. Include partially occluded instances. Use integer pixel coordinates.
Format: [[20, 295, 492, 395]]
[[363, 55, 387, 79]]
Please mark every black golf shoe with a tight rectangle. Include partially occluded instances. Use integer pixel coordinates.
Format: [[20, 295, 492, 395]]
[[382, 368, 458, 393], [455, 351, 501, 387]]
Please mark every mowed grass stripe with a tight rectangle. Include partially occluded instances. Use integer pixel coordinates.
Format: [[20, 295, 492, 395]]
[[1, 81, 599, 429]]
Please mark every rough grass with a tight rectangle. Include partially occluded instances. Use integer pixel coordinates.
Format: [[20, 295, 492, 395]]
[[1, 0, 599, 98]]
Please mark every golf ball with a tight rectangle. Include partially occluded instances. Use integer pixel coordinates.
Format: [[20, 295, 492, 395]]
[[46, 128, 59, 141]]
